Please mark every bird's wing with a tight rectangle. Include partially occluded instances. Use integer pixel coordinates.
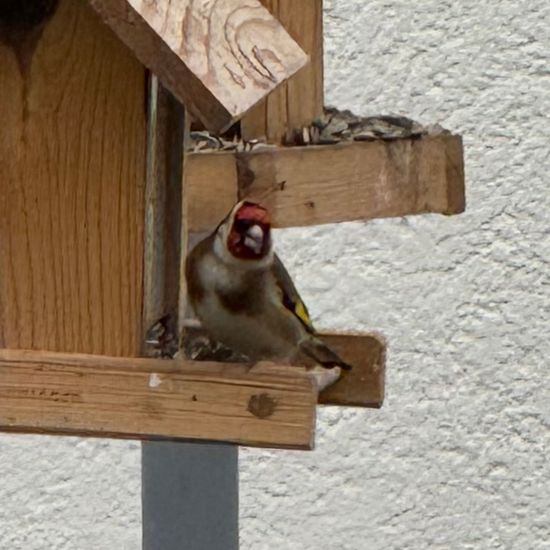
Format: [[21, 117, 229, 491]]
[[272, 254, 316, 334]]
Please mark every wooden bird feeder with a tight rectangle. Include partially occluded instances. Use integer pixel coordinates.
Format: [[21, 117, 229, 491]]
[[0, 0, 464, 547]]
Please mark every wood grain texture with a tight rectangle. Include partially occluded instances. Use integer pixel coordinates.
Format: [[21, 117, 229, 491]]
[[0, 349, 316, 449], [186, 153, 239, 236], [88, 0, 309, 133], [318, 333, 385, 408], [0, 0, 147, 356], [187, 135, 466, 231], [241, 0, 324, 143]]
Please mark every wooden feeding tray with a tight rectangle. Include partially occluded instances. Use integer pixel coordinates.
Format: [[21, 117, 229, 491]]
[[0, 0, 464, 451], [0, 331, 384, 450]]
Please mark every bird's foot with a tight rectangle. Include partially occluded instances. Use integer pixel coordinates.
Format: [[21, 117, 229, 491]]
[[308, 365, 342, 392]]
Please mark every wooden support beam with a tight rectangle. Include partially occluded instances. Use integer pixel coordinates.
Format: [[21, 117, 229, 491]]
[[241, 0, 324, 143], [180, 328, 386, 408], [319, 333, 385, 408], [187, 135, 465, 232], [88, 0, 309, 133], [0, 349, 317, 449]]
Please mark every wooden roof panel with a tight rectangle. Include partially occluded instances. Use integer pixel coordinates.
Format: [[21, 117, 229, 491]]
[[88, 0, 308, 132]]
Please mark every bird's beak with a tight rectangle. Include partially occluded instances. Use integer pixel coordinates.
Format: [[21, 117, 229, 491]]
[[244, 224, 264, 254]]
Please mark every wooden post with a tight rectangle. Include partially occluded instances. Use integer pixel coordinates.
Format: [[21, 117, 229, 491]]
[[241, 0, 324, 143], [141, 77, 240, 549]]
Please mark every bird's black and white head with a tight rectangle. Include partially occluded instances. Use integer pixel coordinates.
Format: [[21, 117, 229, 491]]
[[214, 200, 273, 266]]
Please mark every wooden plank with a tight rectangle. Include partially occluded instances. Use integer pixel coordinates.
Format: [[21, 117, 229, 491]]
[[318, 333, 385, 408], [282, 0, 324, 138], [241, 0, 324, 143], [0, 0, 146, 356], [186, 153, 239, 239], [187, 135, 465, 232], [0, 349, 317, 449], [87, 0, 309, 133]]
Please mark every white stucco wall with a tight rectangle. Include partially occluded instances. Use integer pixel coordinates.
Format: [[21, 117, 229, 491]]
[[1, 1, 549, 549]]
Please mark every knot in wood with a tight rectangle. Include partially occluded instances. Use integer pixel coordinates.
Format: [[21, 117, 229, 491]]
[[247, 393, 276, 419]]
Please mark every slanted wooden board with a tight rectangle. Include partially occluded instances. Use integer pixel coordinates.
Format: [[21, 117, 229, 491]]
[[0, 349, 316, 449], [187, 134, 465, 232], [241, 0, 324, 143], [88, 0, 309, 133]]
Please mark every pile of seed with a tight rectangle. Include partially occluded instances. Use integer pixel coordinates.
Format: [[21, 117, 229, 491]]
[[189, 107, 450, 152]]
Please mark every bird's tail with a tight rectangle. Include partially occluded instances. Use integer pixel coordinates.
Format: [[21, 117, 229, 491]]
[[299, 335, 352, 370]]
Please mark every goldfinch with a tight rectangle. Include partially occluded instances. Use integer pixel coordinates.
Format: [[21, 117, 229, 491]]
[[185, 200, 352, 372]]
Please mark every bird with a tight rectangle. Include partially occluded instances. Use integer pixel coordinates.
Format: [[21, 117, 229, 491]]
[[185, 199, 352, 378]]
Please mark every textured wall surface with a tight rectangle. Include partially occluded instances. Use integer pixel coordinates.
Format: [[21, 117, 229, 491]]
[[1, 1, 549, 549]]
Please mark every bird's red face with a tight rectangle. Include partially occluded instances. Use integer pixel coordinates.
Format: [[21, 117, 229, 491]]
[[227, 201, 272, 260]]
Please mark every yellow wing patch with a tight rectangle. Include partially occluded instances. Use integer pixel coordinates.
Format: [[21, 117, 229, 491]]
[[294, 300, 313, 330], [273, 253, 315, 333]]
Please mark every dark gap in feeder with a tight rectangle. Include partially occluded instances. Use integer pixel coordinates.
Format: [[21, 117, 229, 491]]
[[162, 92, 185, 312], [0, 0, 59, 75], [0, 1, 58, 27], [0, 0, 59, 126]]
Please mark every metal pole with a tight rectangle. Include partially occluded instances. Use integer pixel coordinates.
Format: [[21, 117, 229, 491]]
[[141, 76, 239, 549], [142, 442, 239, 550]]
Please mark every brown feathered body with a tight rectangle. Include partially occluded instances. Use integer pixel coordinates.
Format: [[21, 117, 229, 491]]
[[185, 201, 351, 370], [187, 233, 302, 362]]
